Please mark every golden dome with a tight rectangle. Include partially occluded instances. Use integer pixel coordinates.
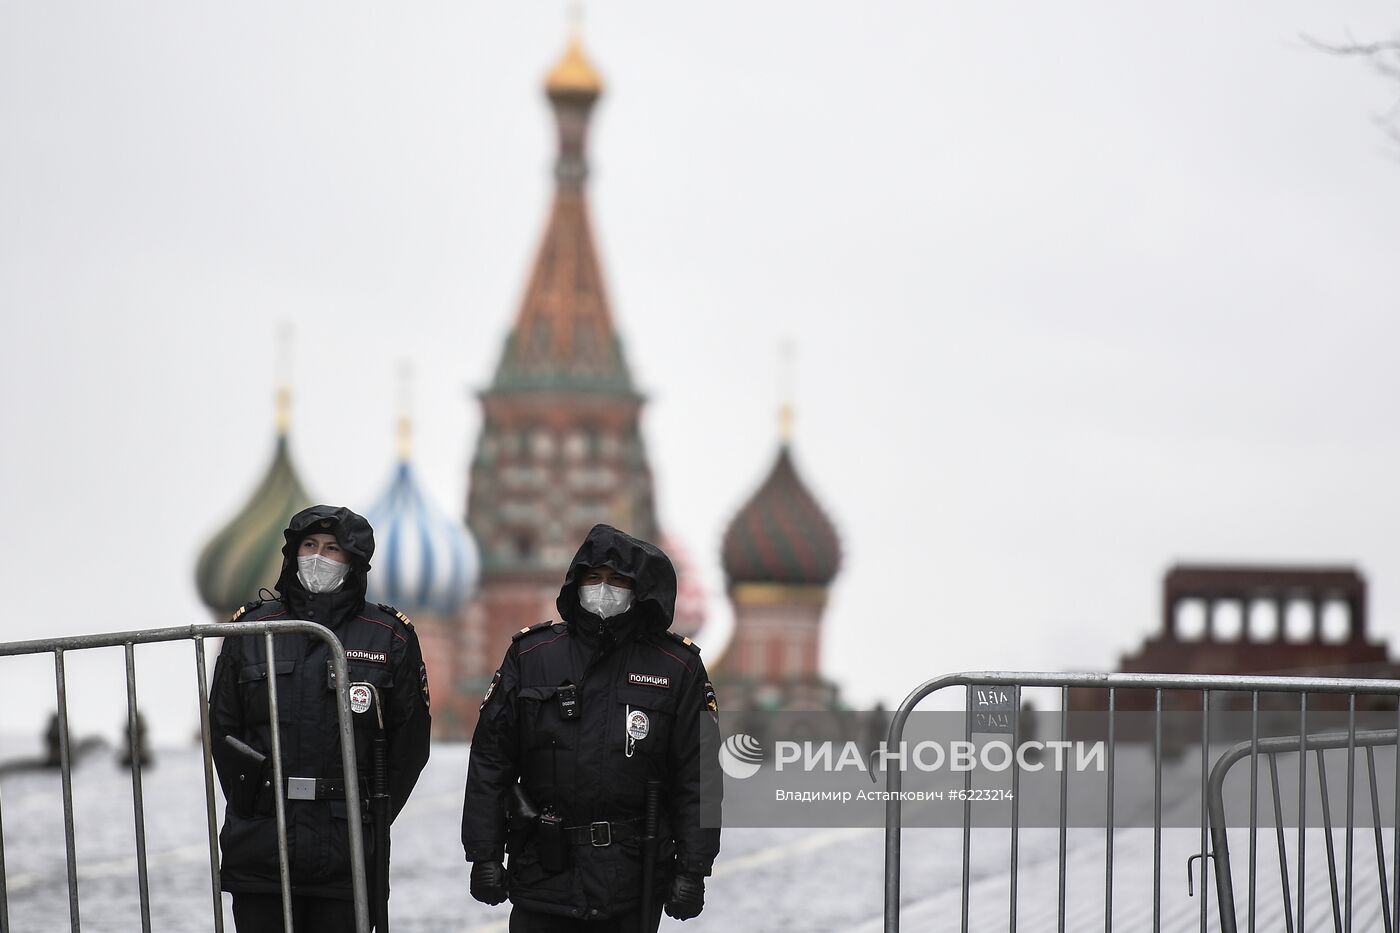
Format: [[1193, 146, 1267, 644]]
[[545, 34, 603, 97]]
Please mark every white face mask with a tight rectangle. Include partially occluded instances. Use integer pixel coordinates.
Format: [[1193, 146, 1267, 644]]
[[297, 554, 351, 594], [579, 582, 634, 620]]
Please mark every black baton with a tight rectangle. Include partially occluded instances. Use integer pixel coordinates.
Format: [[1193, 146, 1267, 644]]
[[355, 685, 392, 933], [371, 724, 390, 932], [640, 779, 661, 933]]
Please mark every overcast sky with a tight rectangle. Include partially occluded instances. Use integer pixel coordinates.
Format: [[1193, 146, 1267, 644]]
[[4, 2, 1400, 744]]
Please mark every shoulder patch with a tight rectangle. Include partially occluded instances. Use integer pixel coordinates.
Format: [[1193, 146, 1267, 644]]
[[377, 603, 413, 629], [511, 620, 556, 642], [480, 669, 501, 710], [227, 599, 263, 623], [662, 631, 702, 655]]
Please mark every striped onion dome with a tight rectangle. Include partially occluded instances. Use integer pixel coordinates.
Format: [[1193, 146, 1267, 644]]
[[722, 443, 841, 587], [195, 433, 313, 617], [365, 459, 480, 614]]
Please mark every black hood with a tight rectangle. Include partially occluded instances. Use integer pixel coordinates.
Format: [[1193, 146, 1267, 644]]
[[556, 524, 676, 633], [275, 504, 375, 604]]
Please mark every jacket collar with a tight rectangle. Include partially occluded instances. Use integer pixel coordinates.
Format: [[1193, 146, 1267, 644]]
[[283, 582, 363, 630], [569, 609, 642, 655]]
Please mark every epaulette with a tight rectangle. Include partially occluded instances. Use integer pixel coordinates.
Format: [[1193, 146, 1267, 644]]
[[512, 620, 558, 642], [228, 599, 262, 623], [662, 630, 702, 654], [377, 603, 414, 629]]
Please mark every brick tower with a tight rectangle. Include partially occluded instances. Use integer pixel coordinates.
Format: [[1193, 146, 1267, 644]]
[[464, 34, 659, 708]]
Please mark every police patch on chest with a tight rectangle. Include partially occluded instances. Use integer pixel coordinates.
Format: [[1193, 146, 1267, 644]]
[[345, 649, 388, 665], [627, 672, 671, 689], [349, 683, 373, 715], [626, 709, 650, 741]]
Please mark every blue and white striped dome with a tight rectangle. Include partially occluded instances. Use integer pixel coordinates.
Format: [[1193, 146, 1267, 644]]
[[365, 461, 480, 614]]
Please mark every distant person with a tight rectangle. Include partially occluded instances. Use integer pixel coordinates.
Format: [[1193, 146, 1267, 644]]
[[43, 713, 61, 767], [210, 505, 431, 931], [119, 710, 152, 768], [463, 523, 721, 931]]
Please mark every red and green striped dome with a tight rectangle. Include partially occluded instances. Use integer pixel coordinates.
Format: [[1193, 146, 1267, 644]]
[[722, 445, 840, 587]]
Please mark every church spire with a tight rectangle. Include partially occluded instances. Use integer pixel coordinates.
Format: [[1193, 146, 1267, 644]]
[[778, 339, 795, 445], [723, 345, 840, 588], [545, 29, 602, 99], [466, 32, 659, 705], [275, 320, 293, 436], [545, 29, 602, 189], [489, 28, 634, 397], [195, 330, 312, 618], [396, 361, 413, 462]]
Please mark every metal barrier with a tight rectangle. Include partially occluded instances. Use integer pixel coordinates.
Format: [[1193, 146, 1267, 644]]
[[0, 621, 370, 933], [882, 671, 1400, 933], [1207, 727, 1400, 933]]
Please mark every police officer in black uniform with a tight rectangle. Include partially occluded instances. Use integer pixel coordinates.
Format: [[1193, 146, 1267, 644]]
[[210, 504, 432, 931], [462, 524, 721, 931]]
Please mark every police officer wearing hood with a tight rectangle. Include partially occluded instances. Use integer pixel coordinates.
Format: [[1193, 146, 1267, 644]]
[[210, 505, 432, 931], [463, 524, 721, 931]]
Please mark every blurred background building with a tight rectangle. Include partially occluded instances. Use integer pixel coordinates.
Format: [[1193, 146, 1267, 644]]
[[195, 387, 313, 621], [714, 416, 843, 711], [190, 30, 1400, 746], [1070, 563, 1400, 720], [364, 407, 481, 737], [460, 34, 663, 726], [193, 33, 847, 739]]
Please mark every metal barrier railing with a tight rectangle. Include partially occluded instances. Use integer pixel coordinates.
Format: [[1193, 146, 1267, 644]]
[[882, 671, 1400, 933], [0, 621, 370, 933], [1207, 727, 1400, 933]]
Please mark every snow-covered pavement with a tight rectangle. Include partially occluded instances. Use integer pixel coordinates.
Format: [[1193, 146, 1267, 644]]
[[0, 744, 901, 932], [1, 742, 1389, 931]]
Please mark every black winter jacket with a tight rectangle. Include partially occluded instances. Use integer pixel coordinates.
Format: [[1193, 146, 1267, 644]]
[[462, 524, 722, 920], [210, 505, 432, 899]]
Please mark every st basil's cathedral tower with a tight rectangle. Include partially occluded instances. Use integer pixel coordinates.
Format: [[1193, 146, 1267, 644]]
[[718, 408, 842, 710], [195, 386, 313, 620], [464, 35, 660, 702], [366, 405, 481, 738]]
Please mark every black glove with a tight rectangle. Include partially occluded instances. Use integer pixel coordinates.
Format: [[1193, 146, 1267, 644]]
[[664, 871, 705, 920], [470, 860, 508, 905]]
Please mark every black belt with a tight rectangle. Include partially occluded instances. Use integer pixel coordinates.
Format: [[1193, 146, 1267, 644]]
[[562, 819, 641, 847], [287, 777, 348, 801]]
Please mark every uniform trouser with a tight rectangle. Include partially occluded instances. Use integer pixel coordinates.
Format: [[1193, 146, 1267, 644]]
[[231, 892, 363, 932], [508, 902, 665, 933]]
